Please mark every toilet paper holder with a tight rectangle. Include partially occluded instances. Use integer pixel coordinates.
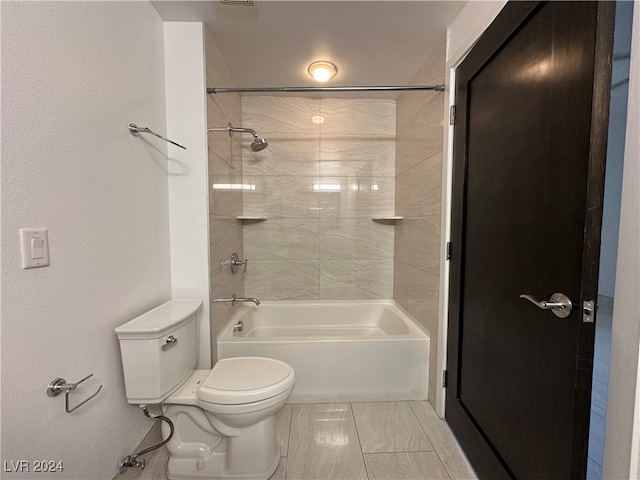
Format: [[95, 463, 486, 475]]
[[47, 374, 103, 413]]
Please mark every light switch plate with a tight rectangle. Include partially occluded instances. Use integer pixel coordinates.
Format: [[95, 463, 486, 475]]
[[20, 228, 50, 269]]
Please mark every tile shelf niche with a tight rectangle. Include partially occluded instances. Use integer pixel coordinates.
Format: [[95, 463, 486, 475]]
[[236, 216, 267, 223]]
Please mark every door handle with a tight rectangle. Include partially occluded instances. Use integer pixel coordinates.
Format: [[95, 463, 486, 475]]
[[519, 293, 572, 318]]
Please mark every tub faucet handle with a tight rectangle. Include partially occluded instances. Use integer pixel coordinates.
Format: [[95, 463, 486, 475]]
[[230, 253, 248, 273]]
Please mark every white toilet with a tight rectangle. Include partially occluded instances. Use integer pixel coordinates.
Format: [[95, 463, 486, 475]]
[[115, 299, 295, 480]]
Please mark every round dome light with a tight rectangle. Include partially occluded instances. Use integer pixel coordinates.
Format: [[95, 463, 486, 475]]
[[308, 61, 337, 83]]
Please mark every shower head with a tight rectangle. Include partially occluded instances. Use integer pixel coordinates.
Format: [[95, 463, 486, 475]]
[[250, 137, 268, 152], [207, 123, 268, 152]]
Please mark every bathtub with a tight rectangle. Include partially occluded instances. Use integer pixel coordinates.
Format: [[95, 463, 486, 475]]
[[216, 300, 430, 403]]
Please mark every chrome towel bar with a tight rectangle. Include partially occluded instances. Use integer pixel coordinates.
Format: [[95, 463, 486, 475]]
[[128, 123, 187, 150]]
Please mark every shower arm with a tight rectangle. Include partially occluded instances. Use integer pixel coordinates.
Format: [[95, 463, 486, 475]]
[[207, 123, 258, 138]]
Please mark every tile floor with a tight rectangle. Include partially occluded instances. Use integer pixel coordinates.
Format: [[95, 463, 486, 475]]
[[138, 401, 477, 480]]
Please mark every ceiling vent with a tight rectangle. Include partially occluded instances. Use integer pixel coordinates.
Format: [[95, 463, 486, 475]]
[[219, 0, 254, 6]]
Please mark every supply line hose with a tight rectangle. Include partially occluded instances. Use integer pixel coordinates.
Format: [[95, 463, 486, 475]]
[[119, 406, 174, 473]]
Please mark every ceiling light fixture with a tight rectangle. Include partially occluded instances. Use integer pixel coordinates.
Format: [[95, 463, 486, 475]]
[[308, 61, 337, 83]]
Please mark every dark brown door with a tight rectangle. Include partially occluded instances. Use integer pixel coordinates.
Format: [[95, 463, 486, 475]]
[[446, 2, 614, 479]]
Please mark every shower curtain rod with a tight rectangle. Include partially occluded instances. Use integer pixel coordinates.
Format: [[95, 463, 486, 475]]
[[207, 84, 445, 94]]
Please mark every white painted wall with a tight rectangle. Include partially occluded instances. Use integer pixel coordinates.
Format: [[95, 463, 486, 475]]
[[163, 23, 211, 369], [445, 1, 508, 65], [1, 2, 172, 478], [603, 3, 640, 479]]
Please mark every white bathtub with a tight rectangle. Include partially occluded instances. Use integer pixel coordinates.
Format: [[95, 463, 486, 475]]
[[216, 300, 430, 403]]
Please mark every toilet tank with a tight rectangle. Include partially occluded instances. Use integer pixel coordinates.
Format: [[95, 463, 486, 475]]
[[115, 299, 202, 404]]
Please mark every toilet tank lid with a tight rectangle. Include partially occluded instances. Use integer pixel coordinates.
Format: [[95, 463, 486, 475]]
[[115, 299, 202, 339]]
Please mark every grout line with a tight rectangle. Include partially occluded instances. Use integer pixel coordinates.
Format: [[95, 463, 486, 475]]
[[408, 401, 465, 480], [362, 450, 436, 456], [405, 401, 437, 454], [285, 404, 296, 476], [349, 402, 370, 480], [284, 404, 293, 459]]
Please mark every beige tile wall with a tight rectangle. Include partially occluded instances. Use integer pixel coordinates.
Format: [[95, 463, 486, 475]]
[[394, 34, 446, 405], [205, 28, 244, 360], [242, 96, 396, 300]]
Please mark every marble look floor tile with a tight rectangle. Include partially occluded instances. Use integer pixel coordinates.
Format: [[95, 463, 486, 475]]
[[287, 403, 366, 480], [408, 401, 478, 480], [364, 452, 451, 480], [275, 404, 292, 457], [352, 402, 433, 453]]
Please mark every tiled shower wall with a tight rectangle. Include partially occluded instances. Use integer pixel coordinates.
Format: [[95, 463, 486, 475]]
[[241, 97, 396, 300], [205, 28, 244, 361], [394, 34, 446, 403]]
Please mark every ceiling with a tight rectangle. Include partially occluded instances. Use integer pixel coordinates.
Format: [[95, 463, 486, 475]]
[[151, 1, 466, 98]]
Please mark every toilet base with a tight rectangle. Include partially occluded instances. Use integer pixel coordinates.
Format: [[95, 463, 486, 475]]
[[166, 447, 281, 480], [163, 403, 282, 480]]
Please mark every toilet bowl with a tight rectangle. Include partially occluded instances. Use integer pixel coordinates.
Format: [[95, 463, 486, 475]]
[[115, 300, 295, 480]]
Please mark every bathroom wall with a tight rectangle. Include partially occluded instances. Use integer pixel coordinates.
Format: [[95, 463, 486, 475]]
[[394, 34, 447, 404], [164, 22, 212, 369], [242, 97, 396, 300], [1, 2, 172, 478], [205, 28, 244, 360]]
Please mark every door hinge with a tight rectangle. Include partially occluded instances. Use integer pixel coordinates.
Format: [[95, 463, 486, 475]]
[[449, 105, 456, 125], [442, 369, 448, 388], [446, 242, 452, 260]]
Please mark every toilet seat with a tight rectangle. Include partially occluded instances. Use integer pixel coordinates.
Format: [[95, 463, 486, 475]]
[[198, 357, 295, 406]]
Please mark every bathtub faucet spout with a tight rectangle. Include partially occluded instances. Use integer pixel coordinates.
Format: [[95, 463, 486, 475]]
[[236, 297, 260, 306], [212, 294, 260, 306]]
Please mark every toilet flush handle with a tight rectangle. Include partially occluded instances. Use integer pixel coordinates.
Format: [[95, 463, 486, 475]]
[[161, 335, 178, 351]]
